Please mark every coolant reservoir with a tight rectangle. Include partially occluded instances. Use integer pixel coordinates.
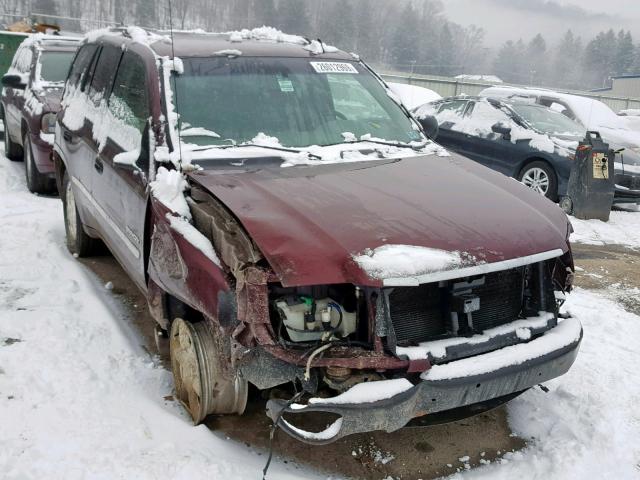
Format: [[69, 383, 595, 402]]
[[275, 298, 356, 342]]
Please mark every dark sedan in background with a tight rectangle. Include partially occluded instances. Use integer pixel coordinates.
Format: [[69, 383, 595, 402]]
[[1, 34, 79, 193], [414, 96, 640, 204]]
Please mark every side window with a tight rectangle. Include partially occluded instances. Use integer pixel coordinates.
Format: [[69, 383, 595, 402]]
[[462, 101, 512, 137], [435, 100, 469, 124], [14, 46, 33, 73], [88, 45, 122, 103], [108, 52, 149, 136], [66, 44, 99, 91]]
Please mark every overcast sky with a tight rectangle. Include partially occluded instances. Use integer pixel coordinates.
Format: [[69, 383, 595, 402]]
[[443, 0, 640, 46]]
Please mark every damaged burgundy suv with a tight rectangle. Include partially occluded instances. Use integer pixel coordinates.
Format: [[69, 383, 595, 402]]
[[1, 34, 79, 193], [54, 27, 581, 444]]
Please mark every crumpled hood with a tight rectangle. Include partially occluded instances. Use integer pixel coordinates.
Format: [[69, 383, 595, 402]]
[[188, 153, 570, 287]]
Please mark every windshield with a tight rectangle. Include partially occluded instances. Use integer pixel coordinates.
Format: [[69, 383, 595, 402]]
[[509, 103, 586, 137], [171, 57, 423, 148], [39, 51, 75, 83]]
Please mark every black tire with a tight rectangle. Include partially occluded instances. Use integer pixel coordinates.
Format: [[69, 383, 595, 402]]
[[24, 132, 55, 194], [62, 171, 97, 257], [518, 161, 558, 201], [2, 109, 23, 161]]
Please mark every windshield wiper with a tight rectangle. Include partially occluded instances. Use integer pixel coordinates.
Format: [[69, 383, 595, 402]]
[[321, 138, 429, 150], [183, 142, 323, 160]]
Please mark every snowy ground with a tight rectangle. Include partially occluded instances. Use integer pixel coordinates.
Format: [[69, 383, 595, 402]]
[[0, 150, 316, 480], [1, 144, 639, 479], [570, 207, 640, 249]]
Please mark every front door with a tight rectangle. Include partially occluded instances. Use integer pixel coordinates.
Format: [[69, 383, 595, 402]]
[[91, 50, 152, 290]]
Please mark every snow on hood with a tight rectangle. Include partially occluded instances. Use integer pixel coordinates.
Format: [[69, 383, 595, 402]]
[[352, 245, 477, 281]]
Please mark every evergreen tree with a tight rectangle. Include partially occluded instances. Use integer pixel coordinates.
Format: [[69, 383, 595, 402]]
[[317, 0, 356, 51], [614, 30, 635, 76], [551, 30, 584, 89], [436, 23, 456, 76], [388, 3, 421, 70], [135, 0, 157, 29], [494, 40, 527, 83], [526, 33, 548, 86], [584, 29, 617, 87], [277, 0, 311, 36], [253, 0, 277, 28]]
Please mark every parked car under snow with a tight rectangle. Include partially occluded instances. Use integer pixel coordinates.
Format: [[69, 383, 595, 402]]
[[53, 26, 581, 444], [414, 96, 640, 204], [1, 34, 79, 193]]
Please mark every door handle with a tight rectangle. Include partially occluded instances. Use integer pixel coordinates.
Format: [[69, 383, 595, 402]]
[[94, 158, 104, 174], [63, 129, 74, 142]]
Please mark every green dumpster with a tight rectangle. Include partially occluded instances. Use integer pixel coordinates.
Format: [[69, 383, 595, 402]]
[[0, 30, 30, 77]]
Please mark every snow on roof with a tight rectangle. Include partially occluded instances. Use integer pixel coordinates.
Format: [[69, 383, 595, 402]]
[[387, 82, 441, 110], [480, 85, 640, 148], [455, 74, 503, 83], [226, 26, 307, 46]]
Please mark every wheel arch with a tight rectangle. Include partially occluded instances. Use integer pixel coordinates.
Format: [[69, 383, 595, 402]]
[[517, 156, 557, 179]]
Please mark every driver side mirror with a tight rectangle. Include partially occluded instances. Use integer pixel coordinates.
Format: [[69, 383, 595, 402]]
[[418, 115, 439, 141], [1, 74, 26, 90], [491, 122, 512, 139]]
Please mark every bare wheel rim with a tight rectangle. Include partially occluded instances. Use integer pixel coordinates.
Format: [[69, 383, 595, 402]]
[[65, 180, 78, 244], [521, 167, 550, 195], [170, 318, 247, 424]]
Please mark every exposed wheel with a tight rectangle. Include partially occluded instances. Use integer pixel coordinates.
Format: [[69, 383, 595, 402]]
[[170, 318, 247, 424], [2, 111, 23, 160], [559, 196, 573, 215], [24, 132, 55, 194], [518, 161, 558, 201], [62, 172, 97, 257]]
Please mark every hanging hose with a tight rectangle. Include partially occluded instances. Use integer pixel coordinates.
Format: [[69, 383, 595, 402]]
[[304, 342, 333, 381]]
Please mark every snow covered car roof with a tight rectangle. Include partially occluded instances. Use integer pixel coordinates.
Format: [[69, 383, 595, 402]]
[[387, 82, 441, 111], [479, 85, 640, 149], [87, 26, 354, 61]]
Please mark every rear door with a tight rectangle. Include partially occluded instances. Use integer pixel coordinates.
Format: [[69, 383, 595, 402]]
[[4, 45, 32, 144], [91, 50, 151, 289], [432, 99, 478, 158], [57, 43, 101, 231], [458, 101, 526, 175]]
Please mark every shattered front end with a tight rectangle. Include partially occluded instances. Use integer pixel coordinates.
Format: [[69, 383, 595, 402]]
[[250, 251, 581, 444]]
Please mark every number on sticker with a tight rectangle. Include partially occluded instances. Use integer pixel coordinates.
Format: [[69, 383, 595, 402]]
[[310, 62, 359, 74]]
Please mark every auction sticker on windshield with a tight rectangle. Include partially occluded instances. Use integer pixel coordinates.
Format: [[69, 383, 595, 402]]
[[310, 62, 358, 74]]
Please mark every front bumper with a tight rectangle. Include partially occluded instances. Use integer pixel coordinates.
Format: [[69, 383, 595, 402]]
[[267, 317, 582, 444]]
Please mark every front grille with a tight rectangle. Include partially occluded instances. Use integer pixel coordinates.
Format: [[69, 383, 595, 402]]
[[467, 268, 524, 331], [388, 284, 446, 343], [389, 267, 525, 345]]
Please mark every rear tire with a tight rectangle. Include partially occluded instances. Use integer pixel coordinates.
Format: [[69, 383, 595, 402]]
[[62, 171, 97, 257], [2, 111, 23, 161], [24, 133, 55, 194], [170, 318, 248, 424], [518, 161, 558, 201]]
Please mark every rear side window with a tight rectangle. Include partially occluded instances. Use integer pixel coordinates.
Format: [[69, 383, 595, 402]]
[[12, 45, 33, 73], [108, 51, 149, 135], [88, 45, 122, 102], [66, 44, 98, 91], [39, 51, 76, 83]]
